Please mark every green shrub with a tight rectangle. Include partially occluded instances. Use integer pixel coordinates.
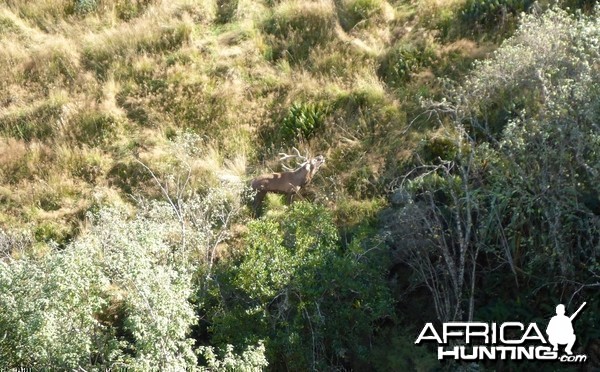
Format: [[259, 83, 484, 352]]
[[457, 7, 599, 135], [0, 244, 111, 369], [395, 7, 600, 326], [460, 0, 534, 37], [74, 0, 98, 14], [378, 42, 436, 87], [205, 202, 393, 370], [0, 188, 247, 369], [197, 342, 269, 371], [279, 101, 328, 144], [334, 197, 386, 228], [417, 135, 459, 164], [33, 221, 72, 245]]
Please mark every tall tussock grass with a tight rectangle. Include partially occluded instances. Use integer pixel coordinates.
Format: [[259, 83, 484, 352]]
[[263, 0, 340, 62]]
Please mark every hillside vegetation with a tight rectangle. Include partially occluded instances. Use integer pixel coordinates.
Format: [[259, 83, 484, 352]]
[[0, 0, 599, 370]]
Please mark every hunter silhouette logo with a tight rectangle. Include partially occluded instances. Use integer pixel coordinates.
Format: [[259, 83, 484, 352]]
[[546, 302, 586, 356], [415, 302, 588, 363]]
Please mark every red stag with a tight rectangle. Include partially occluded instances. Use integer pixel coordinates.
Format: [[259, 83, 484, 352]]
[[250, 148, 325, 216]]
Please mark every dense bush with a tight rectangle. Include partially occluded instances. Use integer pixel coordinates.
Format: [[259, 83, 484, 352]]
[[460, 0, 535, 37], [201, 202, 393, 370], [391, 7, 600, 331]]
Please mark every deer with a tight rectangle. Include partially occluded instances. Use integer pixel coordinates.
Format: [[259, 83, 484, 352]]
[[250, 148, 325, 216]]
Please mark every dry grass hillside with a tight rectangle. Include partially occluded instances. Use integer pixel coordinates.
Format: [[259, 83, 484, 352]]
[[0, 0, 581, 243]]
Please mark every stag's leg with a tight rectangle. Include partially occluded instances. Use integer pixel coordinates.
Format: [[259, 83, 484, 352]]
[[284, 185, 302, 205], [253, 191, 267, 217], [284, 193, 294, 205]]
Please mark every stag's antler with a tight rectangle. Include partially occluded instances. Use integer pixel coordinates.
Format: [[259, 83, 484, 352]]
[[251, 150, 326, 217], [278, 147, 308, 171]]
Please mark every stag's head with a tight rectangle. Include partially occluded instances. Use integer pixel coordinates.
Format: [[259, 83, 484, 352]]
[[308, 154, 325, 175]]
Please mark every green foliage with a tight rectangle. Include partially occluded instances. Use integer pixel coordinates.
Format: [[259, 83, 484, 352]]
[[334, 197, 386, 228], [0, 243, 111, 369], [197, 342, 268, 371], [561, 0, 597, 11], [204, 202, 393, 370], [460, 0, 535, 37], [33, 221, 72, 246], [0, 204, 198, 369], [417, 135, 459, 164], [345, 163, 381, 198], [2, 1, 600, 370], [0, 179, 248, 369], [370, 329, 438, 371], [279, 101, 328, 144], [457, 7, 600, 136], [378, 42, 436, 87], [74, 0, 98, 14]]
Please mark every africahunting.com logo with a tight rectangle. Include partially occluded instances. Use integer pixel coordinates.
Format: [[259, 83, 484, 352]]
[[415, 302, 588, 363]]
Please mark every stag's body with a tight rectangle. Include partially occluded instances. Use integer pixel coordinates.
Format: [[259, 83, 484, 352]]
[[251, 154, 325, 216]]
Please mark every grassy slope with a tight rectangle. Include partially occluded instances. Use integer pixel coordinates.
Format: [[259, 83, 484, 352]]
[[0, 0, 514, 247]]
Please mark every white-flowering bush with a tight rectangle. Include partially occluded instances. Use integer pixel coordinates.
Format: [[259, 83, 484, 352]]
[[0, 179, 252, 369], [197, 342, 268, 371], [0, 241, 111, 369], [455, 6, 599, 135], [82, 206, 198, 370]]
